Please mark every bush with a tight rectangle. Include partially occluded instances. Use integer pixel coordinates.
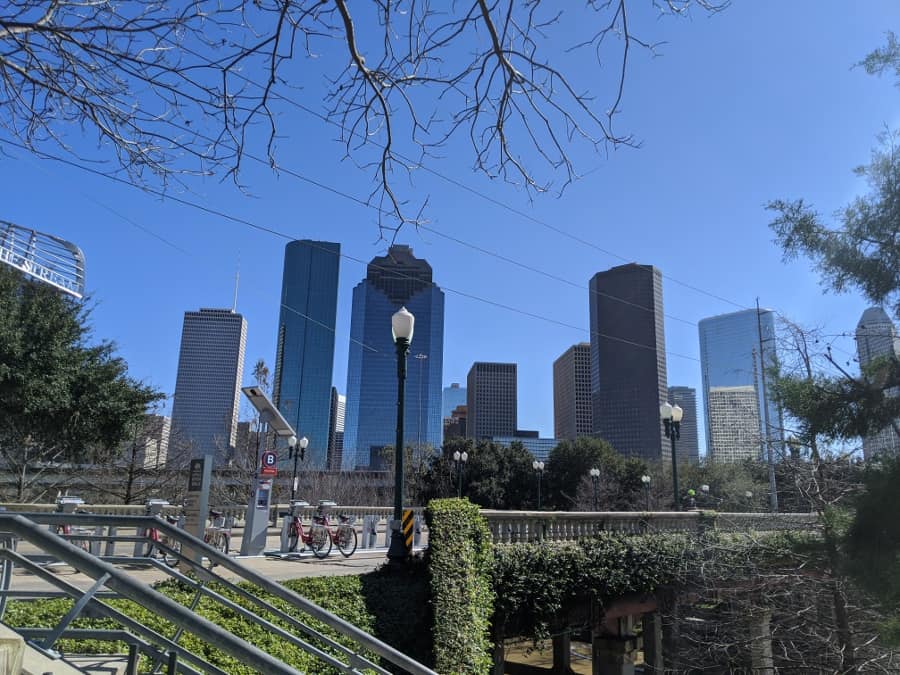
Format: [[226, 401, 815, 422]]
[[426, 498, 495, 674]]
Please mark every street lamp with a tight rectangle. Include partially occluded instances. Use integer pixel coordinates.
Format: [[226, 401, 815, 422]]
[[589, 467, 601, 511], [700, 483, 710, 506], [453, 450, 469, 498], [641, 474, 652, 511], [660, 401, 683, 510], [388, 306, 414, 563], [532, 460, 545, 510], [288, 435, 309, 501], [745, 490, 754, 512]]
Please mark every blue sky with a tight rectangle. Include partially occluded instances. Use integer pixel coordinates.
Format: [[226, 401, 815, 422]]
[[2, 2, 898, 453]]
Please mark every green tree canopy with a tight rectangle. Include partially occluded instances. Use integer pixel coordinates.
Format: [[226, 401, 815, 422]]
[[0, 266, 162, 499]]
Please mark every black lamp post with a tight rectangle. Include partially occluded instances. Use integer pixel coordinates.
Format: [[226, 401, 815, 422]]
[[532, 460, 545, 510], [660, 401, 683, 511], [453, 450, 468, 498], [641, 474, 652, 511], [288, 435, 309, 501], [589, 467, 600, 511], [388, 307, 414, 563]]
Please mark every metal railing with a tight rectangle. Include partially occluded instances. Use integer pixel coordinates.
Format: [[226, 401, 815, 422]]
[[0, 512, 437, 675]]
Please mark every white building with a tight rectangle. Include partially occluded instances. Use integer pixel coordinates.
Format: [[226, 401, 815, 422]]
[[708, 386, 760, 463]]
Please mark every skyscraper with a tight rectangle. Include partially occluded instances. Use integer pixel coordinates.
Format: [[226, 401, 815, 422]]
[[342, 245, 444, 470], [327, 387, 346, 470], [707, 386, 760, 463], [467, 362, 517, 440], [170, 308, 247, 461], [442, 383, 467, 419], [667, 386, 699, 463], [553, 343, 593, 440], [856, 307, 900, 459], [589, 264, 668, 460], [271, 240, 340, 470], [698, 308, 782, 463]]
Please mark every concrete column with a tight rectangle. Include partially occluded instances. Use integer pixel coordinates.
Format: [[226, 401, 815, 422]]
[[552, 631, 572, 674], [592, 636, 636, 675], [749, 610, 774, 674], [641, 612, 664, 673]]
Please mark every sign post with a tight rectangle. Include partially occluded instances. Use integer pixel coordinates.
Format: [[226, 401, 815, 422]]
[[183, 456, 212, 564]]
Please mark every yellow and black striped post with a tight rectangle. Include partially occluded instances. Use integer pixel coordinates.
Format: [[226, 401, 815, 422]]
[[402, 509, 415, 554]]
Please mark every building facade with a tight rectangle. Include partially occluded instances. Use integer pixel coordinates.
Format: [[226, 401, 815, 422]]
[[466, 362, 517, 440], [488, 436, 559, 462], [342, 246, 444, 470], [698, 308, 782, 463], [553, 343, 593, 441], [442, 383, 467, 419], [327, 387, 346, 470], [271, 240, 341, 470], [589, 264, 668, 460], [170, 308, 247, 461], [443, 405, 467, 441], [856, 307, 900, 459], [667, 386, 699, 464], [127, 415, 170, 470], [707, 386, 761, 463]]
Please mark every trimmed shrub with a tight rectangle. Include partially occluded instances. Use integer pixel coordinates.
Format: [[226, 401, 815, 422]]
[[426, 498, 495, 674]]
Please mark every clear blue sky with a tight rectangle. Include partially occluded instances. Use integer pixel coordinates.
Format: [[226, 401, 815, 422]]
[[3, 3, 898, 453]]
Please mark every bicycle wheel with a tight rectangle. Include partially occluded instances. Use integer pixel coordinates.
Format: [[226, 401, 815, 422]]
[[288, 522, 301, 552], [215, 532, 229, 554], [336, 525, 357, 558], [308, 524, 332, 559], [162, 537, 181, 567]]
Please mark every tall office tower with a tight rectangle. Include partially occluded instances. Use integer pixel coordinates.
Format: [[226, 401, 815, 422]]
[[342, 245, 445, 470], [171, 308, 247, 462], [707, 386, 761, 463], [698, 308, 783, 463], [271, 240, 341, 470], [856, 307, 900, 459], [553, 343, 593, 441], [589, 264, 668, 460], [327, 387, 347, 470], [442, 383, 467, 419], [667, 386, 699, 464], [466, 362, 517, 440]]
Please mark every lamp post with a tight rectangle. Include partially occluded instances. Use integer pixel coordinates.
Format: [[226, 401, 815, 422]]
[[745, 490, 754, 512], [453, 450, 469, 498], [388, 307, 414, 563], [532, 460, 545, 510], [641, 474, 652, 511], [589, 467, 600, 511], [700, 483, 710, 507], [288, 435, 309, 501], [660, 401, 683, 510]]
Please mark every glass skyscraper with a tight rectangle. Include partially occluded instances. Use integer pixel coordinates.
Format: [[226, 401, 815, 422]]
[[271, 240, 340, 470], [698, 308, 782, 462], [342, 246, 444, 470], [855, 307, 900, 459]]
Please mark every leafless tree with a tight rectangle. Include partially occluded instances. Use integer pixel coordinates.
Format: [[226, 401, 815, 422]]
[[1, 0, 725, 237]]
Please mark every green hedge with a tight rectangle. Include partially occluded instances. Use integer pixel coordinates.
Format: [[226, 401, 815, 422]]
[[426, 498, 495, 674], [492, 532, 699, 641], [3, 571, 430, 673]]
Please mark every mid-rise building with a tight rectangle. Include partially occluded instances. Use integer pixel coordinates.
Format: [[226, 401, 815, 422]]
[[467, 362, 517, 440], [442, 383, 467, 419], [667, 386, 699, 464], [856, 307, 900, 459], [589, 264, 668, 460], [125, 415, 170, 470], [327, 388, 346, 470], [342, 245, 444, 470], [443, 405, 467, 441], [707, 386, 760, 463], [698, 308, 782, 463], [170, 308, 247, 461], [271, 240, 341, 469], [553, 343, 593, 440]]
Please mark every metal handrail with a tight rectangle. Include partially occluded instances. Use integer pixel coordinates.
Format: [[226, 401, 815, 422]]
[[0, 513, 438, 675]]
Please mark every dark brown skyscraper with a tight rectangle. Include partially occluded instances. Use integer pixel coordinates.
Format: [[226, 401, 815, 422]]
[[553, 343, 593, 440], [667, 385, 699, 464], [589, 264, 668, 460], [466, 362, 517, 440]]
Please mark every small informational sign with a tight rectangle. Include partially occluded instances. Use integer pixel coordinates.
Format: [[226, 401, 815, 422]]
[[188, 458, 205, 492], [257, 480, 272, 509], [260, 450, 278, 477]]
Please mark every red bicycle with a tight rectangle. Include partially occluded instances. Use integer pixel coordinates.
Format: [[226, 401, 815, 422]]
[[319, 512, 358, 558], [287, 511, 332, 558], [144, 514, 182, 567]]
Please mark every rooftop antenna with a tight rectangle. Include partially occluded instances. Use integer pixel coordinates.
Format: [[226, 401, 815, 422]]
[[232, 254, 240, 312]]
